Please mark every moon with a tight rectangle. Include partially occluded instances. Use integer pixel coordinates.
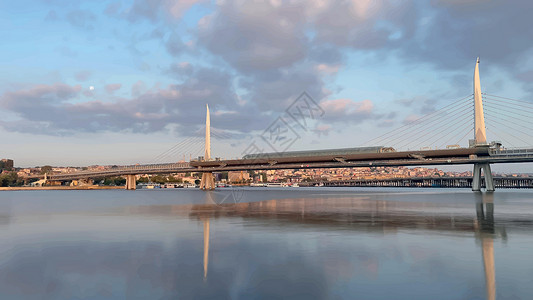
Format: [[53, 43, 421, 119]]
[[89, 86, 94, 91]]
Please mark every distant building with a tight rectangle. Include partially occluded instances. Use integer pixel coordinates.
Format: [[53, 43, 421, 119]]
[[0, 159, 14, 171], [228, 171, 250, 183]]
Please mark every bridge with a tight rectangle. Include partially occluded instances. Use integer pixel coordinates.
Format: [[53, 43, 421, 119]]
[[301, 176, 533, 189], [32, 58, 533, 191]]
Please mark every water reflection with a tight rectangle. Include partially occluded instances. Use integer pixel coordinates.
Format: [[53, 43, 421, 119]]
[[476, 192, 496, 300], [188, 191, 505, 299], [4, 189, 533, 299], [203, 218, 209, 280]]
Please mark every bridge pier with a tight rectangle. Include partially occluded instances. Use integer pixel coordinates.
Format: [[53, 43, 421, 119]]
[[472, 163, 494, 192], [200, 172, 215, 190], [125, 175, 136, 190]]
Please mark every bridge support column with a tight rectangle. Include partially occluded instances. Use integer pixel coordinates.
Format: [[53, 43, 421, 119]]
[[200, 172, 215, 190], [472, 163, 494, 192], [125, 175, 136, 190]]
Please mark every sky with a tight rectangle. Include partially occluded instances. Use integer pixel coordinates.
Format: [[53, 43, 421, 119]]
[[1, 0, 533, 169]]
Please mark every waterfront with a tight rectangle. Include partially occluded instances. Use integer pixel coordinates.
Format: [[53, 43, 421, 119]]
[[1, 188, 533, 299]]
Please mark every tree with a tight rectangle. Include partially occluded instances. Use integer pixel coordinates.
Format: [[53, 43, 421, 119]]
[[137, 176, 149, 183], [102, 176, 126, 186], [0, 172, 21, 187], [151, 175, 167, 184], [40, 165, 53, 174], [167, 176, 182, 183]]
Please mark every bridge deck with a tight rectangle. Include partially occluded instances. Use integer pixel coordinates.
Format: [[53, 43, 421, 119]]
[[31, 147, 533, 181]]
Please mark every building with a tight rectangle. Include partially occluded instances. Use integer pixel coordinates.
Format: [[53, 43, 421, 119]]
[[0, 159, 14, 171], [228, 171, 250, 183]]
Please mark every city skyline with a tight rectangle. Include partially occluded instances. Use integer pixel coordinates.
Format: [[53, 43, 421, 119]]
[[1, 1, 533, 169]]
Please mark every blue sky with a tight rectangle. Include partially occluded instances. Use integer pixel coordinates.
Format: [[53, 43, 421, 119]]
[[1, 0, 533, 169]]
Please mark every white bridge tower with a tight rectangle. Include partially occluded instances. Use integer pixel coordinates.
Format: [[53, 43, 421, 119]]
[[199, 104, 216, 190], [472, 58, 494, 192]]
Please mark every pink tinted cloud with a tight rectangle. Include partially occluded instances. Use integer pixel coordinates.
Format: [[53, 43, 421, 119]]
[[105, 83, 122, 94], [320, 98, 374, 115]]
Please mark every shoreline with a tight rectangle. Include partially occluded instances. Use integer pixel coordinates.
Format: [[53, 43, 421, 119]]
[[0, 186, 124, 191]]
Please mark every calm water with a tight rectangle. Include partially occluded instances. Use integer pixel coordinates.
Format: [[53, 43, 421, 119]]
[[1, 187, 533, 299]]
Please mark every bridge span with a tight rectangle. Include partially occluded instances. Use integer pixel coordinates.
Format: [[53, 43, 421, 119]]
[[34, 146, 533, 183]]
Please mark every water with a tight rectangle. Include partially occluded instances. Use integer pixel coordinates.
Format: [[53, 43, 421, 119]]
[[1, 187, 533, 299]]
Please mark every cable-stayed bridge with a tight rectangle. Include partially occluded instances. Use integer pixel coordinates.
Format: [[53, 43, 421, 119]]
[[33, 59, 533, 191]]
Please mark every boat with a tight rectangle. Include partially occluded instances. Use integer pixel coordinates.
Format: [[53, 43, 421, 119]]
[[265, 183, 285, 187], [137, 183, 161, 189], [163, 183, 183, 188]]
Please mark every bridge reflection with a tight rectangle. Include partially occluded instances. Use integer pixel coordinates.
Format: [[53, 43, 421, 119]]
[[476, 193, 496, 300], [125, 192, 517, 299]]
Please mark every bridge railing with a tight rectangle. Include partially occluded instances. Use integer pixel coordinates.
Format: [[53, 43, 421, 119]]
[[490, 148, 533, 157], [45, 162, 191, 179]]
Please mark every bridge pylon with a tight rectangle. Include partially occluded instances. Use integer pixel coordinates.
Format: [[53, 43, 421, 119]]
[[125, 174, 136, 190], [472, 58, 494, 192], [200, 104, 215, 190]]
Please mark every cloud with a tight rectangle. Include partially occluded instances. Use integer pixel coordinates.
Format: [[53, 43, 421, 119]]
[[105, 84, 122, 94], [66, 9, 96, 30], [10, 0, 532, 140], [0, 66, 270, 136], [104, 2, 121, 16], [126, 0, 207, 23], [131, 81, 146, 97], [320, 98, 375, 123], [239, 65, 328, 111], [74, 70, 92, 82], [308, 0, 417, 49], [165, 33, 186, 57], [403, 114, 421, 124], [315, 64, 341, 75], [312, 124, 331, 137], [0, 83, 82, 134], [197, 0, 308, 73], [395, 1, 533, 72]]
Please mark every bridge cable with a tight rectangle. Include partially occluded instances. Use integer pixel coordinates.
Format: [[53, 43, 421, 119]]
[[483, 96, 533, 113], [483, 112, 532, 146], [399, 107, 473, 150], [401, 108, 474, 150], [483, 93, 533, 106], [380, 100, 473, 149], [363, 94, 473, 146], [483, 106, 533, 138], [433, 119, 474, 149], [417, 104, 474, 146], [150, 126, 206, 162], [392, 102, 473, 149], [485, 127, 517, 148], [434, 110, 475, 149], [448, 127, 474, 149], [367, 96, 473, 147], [482, 101, 533, 125], [151, 137, 199, 162], [436, 123, 473, 150], [152, 137, 201, 163], [152, 136, 205, 163]]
